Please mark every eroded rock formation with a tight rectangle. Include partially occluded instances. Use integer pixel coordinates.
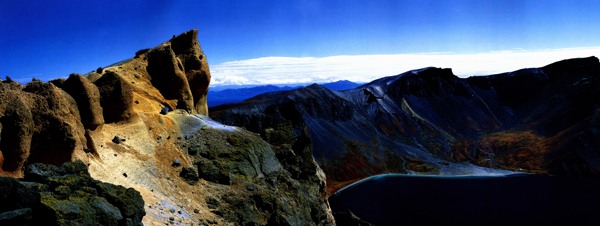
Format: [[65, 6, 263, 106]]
[[61, 74, 104, 130], [95, 71, 136, 123], [170, 30, 212, 115], [0, 80, 86, 177], [0, 29, 335, 225], [146, 29, 211, 115]]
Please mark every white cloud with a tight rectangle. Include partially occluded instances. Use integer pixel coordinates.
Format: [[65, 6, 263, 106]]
[[209, 47, 600, 86]]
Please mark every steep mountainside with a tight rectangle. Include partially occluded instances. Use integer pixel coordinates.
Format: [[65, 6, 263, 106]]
[[0, 30, 335, 225], [211, 57, 600, 192]]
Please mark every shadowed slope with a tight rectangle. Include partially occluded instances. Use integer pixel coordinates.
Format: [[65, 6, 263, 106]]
[[211, 57, 600, 192]]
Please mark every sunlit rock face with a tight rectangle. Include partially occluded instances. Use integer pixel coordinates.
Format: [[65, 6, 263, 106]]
[[0, 80, 87, 177], [145, 29, 211, 115], [0, 30, 335, 225], [211, 56, 600, 192]]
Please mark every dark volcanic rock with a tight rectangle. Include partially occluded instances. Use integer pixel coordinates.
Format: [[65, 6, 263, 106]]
[[0, 161, 145, 225], [95, 71, 135, 123], [95, 182, 145, 224], [180, 123, 335, 225], [171, 159, 180, 167], [62, 74, 104, 130], [160, 107, 169, 115], [0, 208, 33, 225], [112, 136, 121, 144], [179, 166, 199, 185], [0, 177, 39, 212]]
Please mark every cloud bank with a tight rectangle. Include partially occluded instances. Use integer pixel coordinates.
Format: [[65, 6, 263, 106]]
[[210, 47, 600, 86]]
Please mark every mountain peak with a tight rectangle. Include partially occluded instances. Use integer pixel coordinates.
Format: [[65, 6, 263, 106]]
[[542, 56, 600, 77], [408, 67, 456, 79]]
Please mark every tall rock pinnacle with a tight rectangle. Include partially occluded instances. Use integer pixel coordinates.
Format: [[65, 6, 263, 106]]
[[146, 29, 211, 115]]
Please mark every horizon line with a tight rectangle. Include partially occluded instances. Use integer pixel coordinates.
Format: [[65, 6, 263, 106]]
[[210, 46, 600, 87]]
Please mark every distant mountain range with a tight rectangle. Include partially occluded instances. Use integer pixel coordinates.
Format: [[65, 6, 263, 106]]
[[207, 80, 362, 107], [211, 57, 600, 192]]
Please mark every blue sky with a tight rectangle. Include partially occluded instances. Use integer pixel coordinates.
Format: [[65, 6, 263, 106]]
[[2, 0, 600, 85]]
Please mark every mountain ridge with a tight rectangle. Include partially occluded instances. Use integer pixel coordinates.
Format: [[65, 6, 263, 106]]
[[211, 56, 600, 192], [207, 80, 363, 107]]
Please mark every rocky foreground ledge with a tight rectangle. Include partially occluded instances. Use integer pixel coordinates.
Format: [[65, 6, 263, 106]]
[[0, 30, 335, 225], [0, 161, 145, 225]]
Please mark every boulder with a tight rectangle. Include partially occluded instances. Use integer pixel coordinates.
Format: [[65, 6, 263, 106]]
[[179, 166, 199, 185], [95, 71, 135, 123], [0, 161, 146, 225], [0, 208, 33, 225], [0, 177, 40, 212], [96, 182, 145, 224], [160, 107, 169, 115], [112, 136, 121, 144], [62, 74, 104, 130]]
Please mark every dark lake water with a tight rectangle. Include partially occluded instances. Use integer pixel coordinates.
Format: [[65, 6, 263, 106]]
[[329, 174, 600, 225]]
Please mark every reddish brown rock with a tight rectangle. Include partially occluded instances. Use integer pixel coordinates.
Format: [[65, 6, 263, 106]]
[[0, 95, 33, 172], [94, 71, 135, 123], [22, 81, 86, 165], [48, 78, 65, 87], [170, 29, 211, 115], [62, 74, 104, 130], [146, 45, 195, 112]]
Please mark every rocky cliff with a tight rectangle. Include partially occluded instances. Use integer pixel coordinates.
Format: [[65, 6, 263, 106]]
[[211, 57, 600, 192], [0, 30, 335, 225]]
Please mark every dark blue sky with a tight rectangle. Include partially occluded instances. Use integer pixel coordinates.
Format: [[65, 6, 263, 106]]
[[2, 0, 600, 83]]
